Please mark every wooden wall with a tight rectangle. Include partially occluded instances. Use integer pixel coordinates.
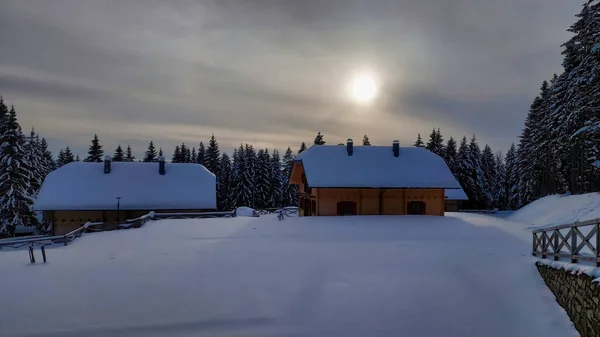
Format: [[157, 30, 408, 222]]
[[312, 188, 444, 216]]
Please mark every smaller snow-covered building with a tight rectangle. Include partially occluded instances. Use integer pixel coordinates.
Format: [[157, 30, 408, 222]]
[[288, 140, 461, 216], [34, 157, 216, 235], [444, 188, 469, 212]]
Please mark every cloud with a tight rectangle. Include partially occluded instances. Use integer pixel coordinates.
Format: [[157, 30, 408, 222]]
[[0, 0, 583, 157]]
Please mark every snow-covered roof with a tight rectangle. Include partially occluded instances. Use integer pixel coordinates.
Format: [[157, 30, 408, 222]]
[[445, 188, 468, 201], [34, 162, 216, 211], [294, 145, 461, 189]]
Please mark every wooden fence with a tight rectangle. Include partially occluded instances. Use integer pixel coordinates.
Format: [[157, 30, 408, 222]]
[[0, 221, 104, 249], [532, 218, 600, 266]]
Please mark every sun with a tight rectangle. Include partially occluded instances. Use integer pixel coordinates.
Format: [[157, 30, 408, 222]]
[[349, 75, 378, 104]]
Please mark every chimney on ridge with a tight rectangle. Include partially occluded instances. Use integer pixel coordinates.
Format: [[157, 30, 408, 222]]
[[347, 138, 353, 156], [393, 140, 400, 157], [103, 155, 111, 174], [158, 156, 166, 175]]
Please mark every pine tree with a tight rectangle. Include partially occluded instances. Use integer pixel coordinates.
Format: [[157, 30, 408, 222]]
[[231, 144, 255, 207], [494, 152, 507, 209], [184, 144, 191, 163], [172, 145, 181, 163], [56, 149, 66, 168], [191, 147, 197, 163], [158, 148, 163, 158], [298, 142, 307, 154], [505, 143, 519, 209], [414, 133, 425, 148], [455, 136, 475, 205], [85, 134, 104, 162], [24, 128, 43, 197], [38, 137, 55, 173], [143, 141, 158, 162], [480, 144, 497, 207], [113, 145, 124, 162], [444, 137, 458, 172], [468, 135, 485, 207], [426, 128, 444, 156], [63, 146, 75, 164], [0, 105, 37, 234], [125, 145, 135, 162], [362, 135, 371, 146], [254, 149, 272, 209], [313, 131, 326, 145], [75, 154, 80, 162], [217, 152, 233, 211], [205, 134, 220, 175], [281, 147, 298, 206], [270, 149, 283, 208], [197, 142, 206, 165]]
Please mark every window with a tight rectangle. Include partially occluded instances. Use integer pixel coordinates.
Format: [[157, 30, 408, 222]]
[[337, 201, 357, 216], [407, 201, 426, 215]]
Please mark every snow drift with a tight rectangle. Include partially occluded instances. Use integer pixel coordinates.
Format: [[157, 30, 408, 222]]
[[509, 192, 600, 227]]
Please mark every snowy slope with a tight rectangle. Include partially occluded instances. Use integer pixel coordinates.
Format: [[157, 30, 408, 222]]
[[509, 193, 600, 228], [0, 215, 576, 337]]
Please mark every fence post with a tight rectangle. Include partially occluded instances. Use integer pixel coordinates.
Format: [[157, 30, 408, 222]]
[[542, 231, 547, 259], [596, 222, 600, 267], [28, 244, 35, 263], [532, 233, 537, 256], [41, 245, 47, 263], [553, 229, 559, 261], [571, 228, 578, 264]]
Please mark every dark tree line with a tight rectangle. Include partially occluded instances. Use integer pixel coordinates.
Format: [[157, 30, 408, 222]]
[[514, 1, 600, 207]]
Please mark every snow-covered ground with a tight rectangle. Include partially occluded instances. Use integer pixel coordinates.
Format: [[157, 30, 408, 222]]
[[509, 193, 600, 228], [0, 214, 576, 337]]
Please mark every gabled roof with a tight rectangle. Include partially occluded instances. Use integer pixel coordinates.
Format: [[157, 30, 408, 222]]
[[34, 162, 216, 211], [293, 145, 461, 189], [445, 188, 469, 201]]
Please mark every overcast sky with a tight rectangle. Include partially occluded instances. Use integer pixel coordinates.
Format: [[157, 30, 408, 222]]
[[0, 0, 583, 157]]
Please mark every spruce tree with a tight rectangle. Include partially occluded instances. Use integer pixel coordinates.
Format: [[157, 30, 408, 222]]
[[113, 145, 125, 162], [205, 134, 220, 175], [298, 142, 307, 154], [158, 148, 163, 158], [254, 149, 272, 209], [270, 149, 283, 208], [143, 141, 158, 162], [505, 143, 519, 209], [481, 144, 497, 207], [494, 152, 507, 209], [85, 134, 104, 162], [191, 147, 197, 163], [63, 146, 75, 164], [38, 137, 55, 173], [197, 142, 206, 165], [125, 145, 135, 162], [56, 149, 66, 168], [313, 131, 326, 145], [0, 105, 36, 234], [455, 136, 475, 206], [24, 128, 43, 197], [426, 128, 444, 156], [75, 154, 80, 162], [414, 134, 425, 148], [172, 145, 181, 163], [468, 135, 485, 207], [362, 135, 371, 146], [444, 137, 458, 172], [281, 147, 298, 206], [217, 152, 233, 210]]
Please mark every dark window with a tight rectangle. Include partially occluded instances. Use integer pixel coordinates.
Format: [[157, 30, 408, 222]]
[[337, 201, 357, 216], [311, 200, 316, 215], [407, 201, 426, 215]]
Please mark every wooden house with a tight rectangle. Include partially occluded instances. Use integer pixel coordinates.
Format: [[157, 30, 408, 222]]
[[288, 139, 461, 216], [34, 156, 216, 235]]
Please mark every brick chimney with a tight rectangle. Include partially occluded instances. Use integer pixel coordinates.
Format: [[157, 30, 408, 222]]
[[347, 138, 353, 156], [158, 156, 166, 175], [103, 155, 111, 174]]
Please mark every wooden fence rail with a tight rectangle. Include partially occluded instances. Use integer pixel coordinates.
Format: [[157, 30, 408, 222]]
[[532, 217, 600, 266]]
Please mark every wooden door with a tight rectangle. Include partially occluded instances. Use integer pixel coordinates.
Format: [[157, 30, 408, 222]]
[[407, 201, 426, 215], [337, 201, 357, 216]]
